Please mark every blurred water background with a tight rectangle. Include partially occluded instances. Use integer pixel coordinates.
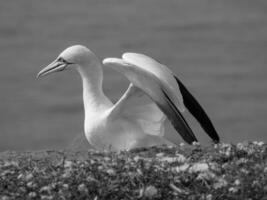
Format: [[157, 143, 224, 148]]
[[0, 0, 267, 151]]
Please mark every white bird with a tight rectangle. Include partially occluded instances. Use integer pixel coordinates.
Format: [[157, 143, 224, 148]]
[[37, 45, 219, 151]]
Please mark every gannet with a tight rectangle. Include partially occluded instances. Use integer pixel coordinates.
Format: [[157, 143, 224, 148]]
[[37, 45, 219, 151]]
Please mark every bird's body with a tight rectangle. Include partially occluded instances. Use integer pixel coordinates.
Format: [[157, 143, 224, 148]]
[[66, 48, 172, 150], [85, 110, 172, 150], [37, 45, 219, 151], [81, 87, 172, 151]]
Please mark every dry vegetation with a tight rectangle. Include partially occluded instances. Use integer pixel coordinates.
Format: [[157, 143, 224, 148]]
[[1, 142, 267, 200]]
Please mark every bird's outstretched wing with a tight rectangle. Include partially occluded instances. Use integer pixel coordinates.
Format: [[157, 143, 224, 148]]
[[121, 53, 219, 143], [103, 57, 198, 144], [122, 53, 185, 112]]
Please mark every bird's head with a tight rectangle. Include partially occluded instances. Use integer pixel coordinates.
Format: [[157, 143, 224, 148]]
[[37, 45, 98, 78]]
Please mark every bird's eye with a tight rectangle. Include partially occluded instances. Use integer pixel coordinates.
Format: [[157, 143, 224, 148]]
[[58, 57, 66, 63]]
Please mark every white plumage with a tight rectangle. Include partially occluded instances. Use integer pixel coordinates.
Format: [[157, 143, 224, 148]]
[[37, 45, 219, 151]]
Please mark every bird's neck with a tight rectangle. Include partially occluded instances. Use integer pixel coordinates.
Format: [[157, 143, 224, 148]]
[[77, 61, 113, 117]]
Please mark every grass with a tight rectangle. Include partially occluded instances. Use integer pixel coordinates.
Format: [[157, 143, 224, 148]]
[[1, 142, 267, 200]]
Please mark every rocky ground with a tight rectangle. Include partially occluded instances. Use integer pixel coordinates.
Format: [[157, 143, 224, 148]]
[[1, 142, 267, 200]]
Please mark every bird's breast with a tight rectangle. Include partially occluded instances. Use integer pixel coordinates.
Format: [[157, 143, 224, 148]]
[[84, 115, 145, 151]]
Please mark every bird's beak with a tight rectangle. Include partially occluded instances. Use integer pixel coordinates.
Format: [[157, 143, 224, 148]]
[[37, 60, 67, 78]]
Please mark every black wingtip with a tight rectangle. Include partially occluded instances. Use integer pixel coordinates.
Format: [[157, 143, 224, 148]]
[[174, 76, 220, 143], [160, 89, 198, 144]]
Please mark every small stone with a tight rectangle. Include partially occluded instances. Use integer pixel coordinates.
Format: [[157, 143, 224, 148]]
[[159, 157, 176, 163], [179, 143, 185, 147], [240, 168, 249, 174], [1, 196, 10, 200], [78, 183, 88, 193], [176, 154, 186, 163], [17, 174, 24, 179], [64, 160, 72, 168], [234, 179, 240, 186], [40, 195, 53, 200], [144, 185, 158, 198], [192, 142, 200, 146], [229, 187, 238, 193], [40, 185, 52, 194], [196, 171, 216, 181], [28, 192, 37, 198], [175, 163, 189, 173], [213, 178, 228, 189], [86, 176, 98, 183], [19, 186, 27, 193], [62, 184, 69, 190], [62, 171, 71, 178], [169, 183, 186, 194], [25, 173, 34, 181], [206, 194, 212, 200], [253, 141, 264, 146], [133, 156, 142, 162], [156, 153, 164, 157], [137, 168, 143, 175], [27, 181, 37, 188], [103, 157, 111, 161], [3, 161, 18, 167], [189, 163, 209, 173], [106, 168, 116, 176]]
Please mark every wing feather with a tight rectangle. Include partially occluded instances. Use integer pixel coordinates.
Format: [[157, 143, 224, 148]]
[[122, 53, 185, 112], [126, 102, 166, 137], [109, 82, 166, 137], [122, 53, 219, 143], [103, 58, 197, 144]]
